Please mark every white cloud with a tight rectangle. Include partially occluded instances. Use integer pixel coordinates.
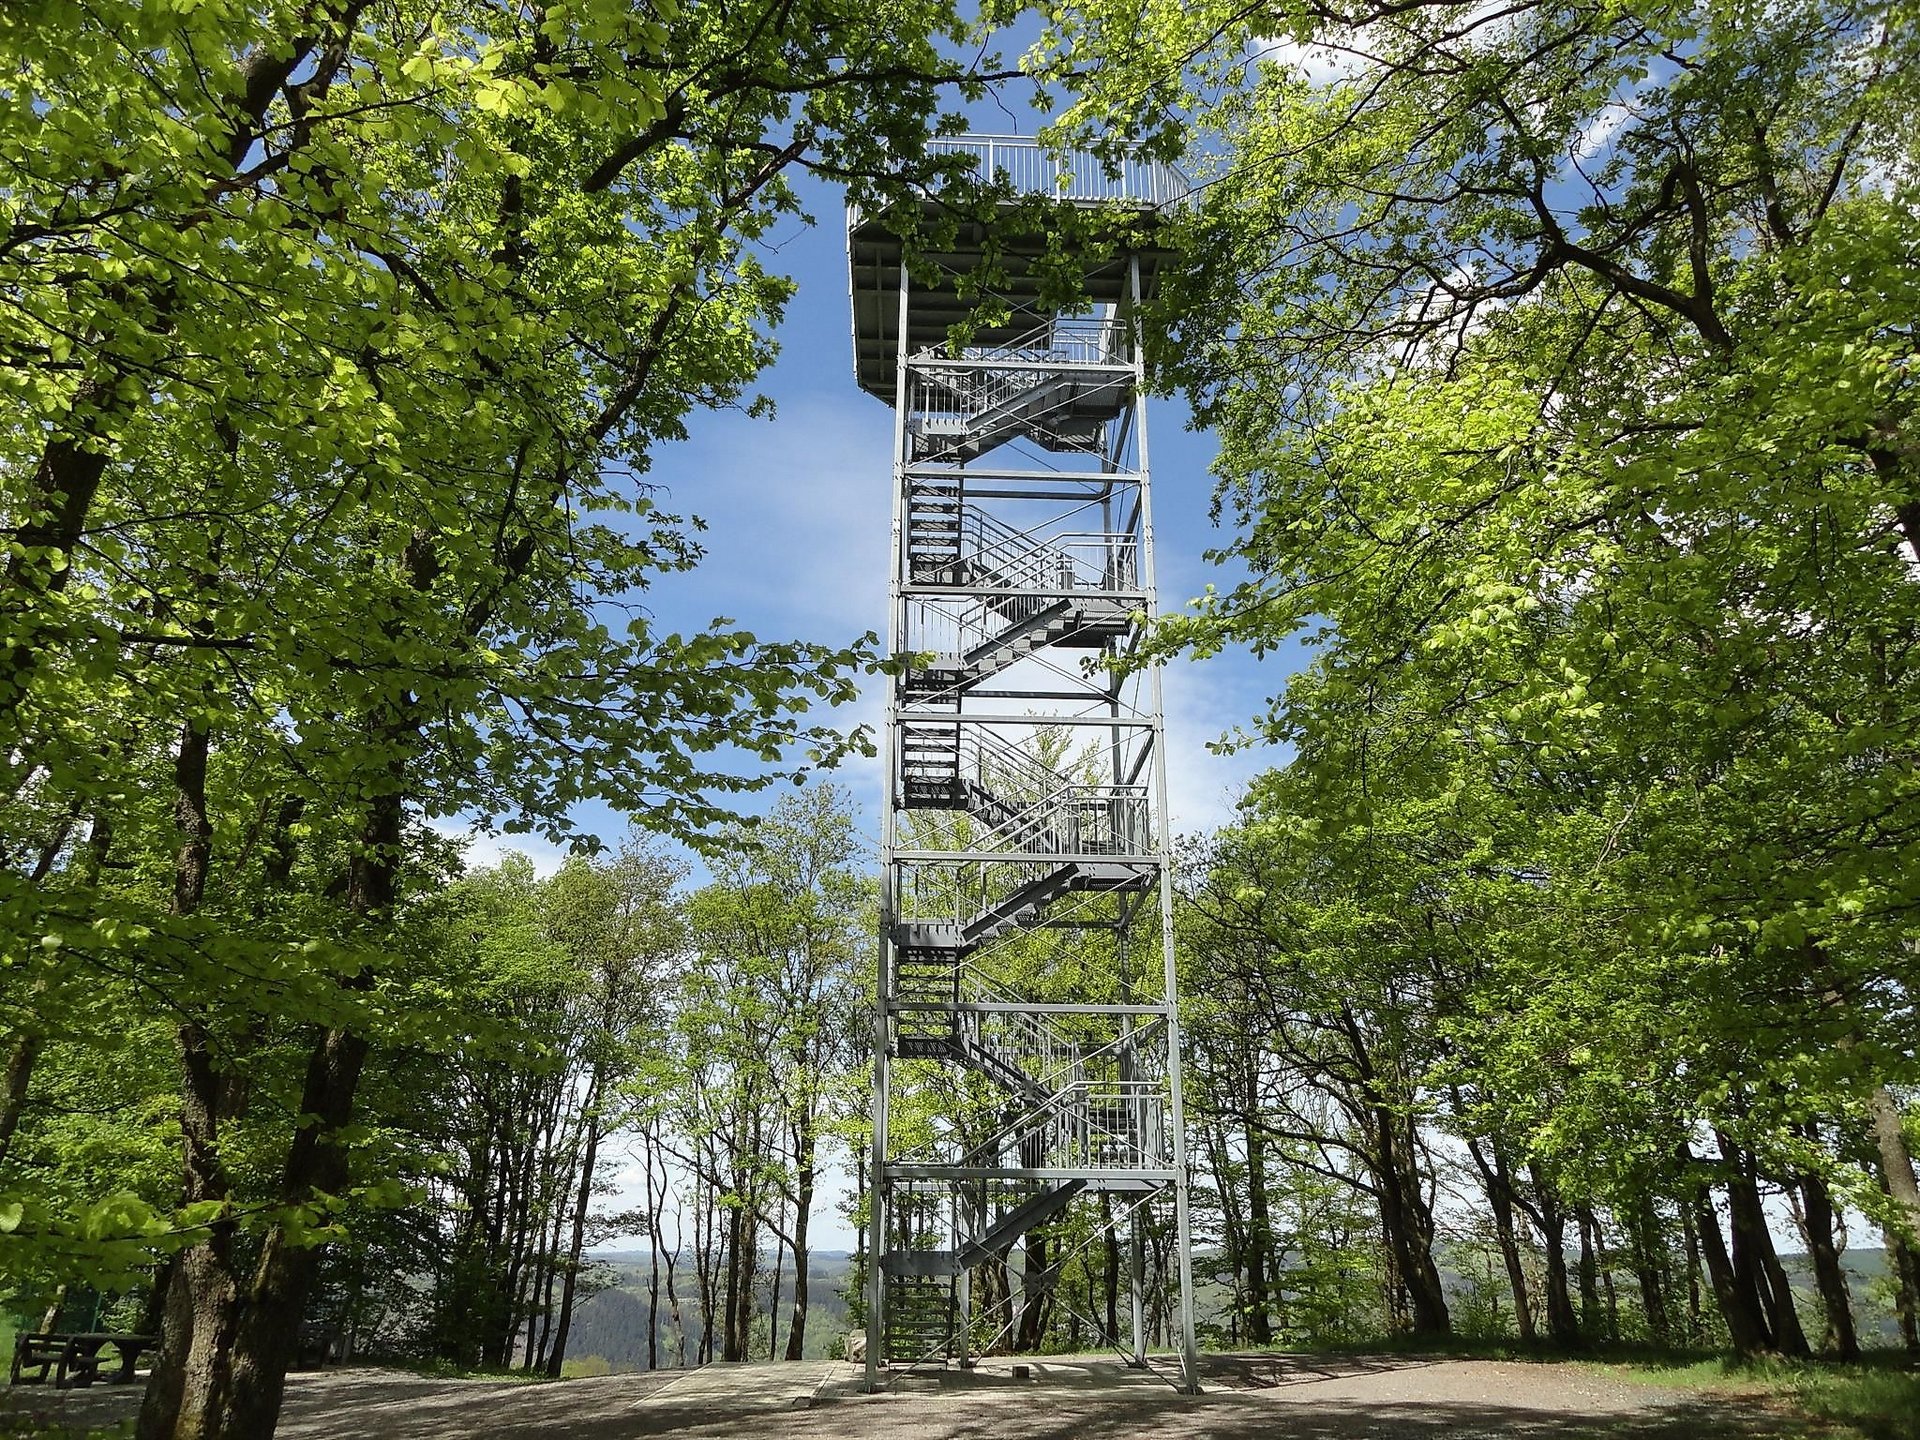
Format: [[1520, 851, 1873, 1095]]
[[430, 818, 572, 878], [1160, 652, 1275, 837], [1573, 97, 1638, 162], [1248, 35, 1369, 87], [647, 393, 893, 639]]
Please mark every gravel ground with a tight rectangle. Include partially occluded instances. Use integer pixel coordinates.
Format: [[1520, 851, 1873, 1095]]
[[2, 1352, 1812, 1439]]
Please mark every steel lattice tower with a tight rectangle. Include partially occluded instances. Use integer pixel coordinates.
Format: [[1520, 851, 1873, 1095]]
[[848, 138, 1198, 1393]]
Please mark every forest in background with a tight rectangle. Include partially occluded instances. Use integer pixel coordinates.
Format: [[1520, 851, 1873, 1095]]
[[4, 0, 1918, 1437]]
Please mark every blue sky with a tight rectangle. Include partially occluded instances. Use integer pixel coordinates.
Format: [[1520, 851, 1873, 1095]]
[[449, 166, 1305, 877]]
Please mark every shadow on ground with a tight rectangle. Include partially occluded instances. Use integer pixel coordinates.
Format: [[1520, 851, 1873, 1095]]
[[1, 1352, 1818, 1439]]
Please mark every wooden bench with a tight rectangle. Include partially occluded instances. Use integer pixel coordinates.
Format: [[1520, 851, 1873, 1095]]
[[9, 1332, 157, 1388]]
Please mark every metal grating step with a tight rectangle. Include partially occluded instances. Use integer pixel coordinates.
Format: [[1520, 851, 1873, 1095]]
[[883, 1274, 955, 1363]]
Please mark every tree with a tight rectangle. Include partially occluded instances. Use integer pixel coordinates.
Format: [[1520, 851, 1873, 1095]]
[[678, 784, 871, 1361], [1032, 0, 1920, 1337], [537, 843, 688, 1376], [2, 1, 995, 1433]]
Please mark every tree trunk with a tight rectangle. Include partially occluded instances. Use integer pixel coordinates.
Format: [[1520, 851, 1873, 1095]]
[[1878, 1149, 1920, 1356], [694, 1175, 715, 1364], [0, 1028, 44, 1171], [1014, 1231, 1050, 1352], [143, 713, 396, 1436], [532, 1096, 582, 1372], [493, 1098, 539, 1366], [721, 1192, 749, 1361], [141, 1256, 179, 1342], [0, 815, 111, 1170], [1681, 1202, 1705, 1344], [1530, 1167, 1581, 1347], [1102, 1196, 1121, 1345], [1684, 1168, 1769, 1356], [1627, 1194, 1672, 1346], [1576, 1207, 1602, 1340], [545, 1080, 604, 1378], [1718, 1133, 1806, 1357], [1376, 1107, 1449, 1335], [1471, 1136, 1536, 1342], [1796, 1156, 1858, 1359], [665, 1206, 685, 1368], [2, 390, 117, 717], [767, 1216, 786, 1361], [138, 718, 237, 1440], [784, 1119, 816, 1361], [1600, 1240, 1618, 1341], [1244, 1103, 1275, 1346], [220, 1024, 372, 1435], [511, 1077, 566, 1366], [1889, 1231, 1920, 1357], [1868, 1086, 1920, 1251], [1204, 1123, 1246, 1346], [644, 1133, 663, 1372]]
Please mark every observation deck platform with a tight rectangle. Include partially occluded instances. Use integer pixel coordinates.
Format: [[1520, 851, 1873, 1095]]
[[848, 136, 1188, 397]]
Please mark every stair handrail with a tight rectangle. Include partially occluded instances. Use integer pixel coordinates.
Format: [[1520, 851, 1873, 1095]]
[[912, 319, 1129, 433], [967, 528, 1141, 602], [966, 511, 1072, 596], [953, 1008, 1073, 1105], [957, 778, 1154, 863], [1028, 1022, 1154, 1109], [962, 1006, 1081, 1101], [958, 792, 1068, 856], [963, 725, 1076, 809], [955, 1024, 1161, 1162], [955, 1076, 1168, 1172], [912, 317, 1128, 371]]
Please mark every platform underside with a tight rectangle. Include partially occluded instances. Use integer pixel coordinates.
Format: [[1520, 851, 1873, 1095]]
[[849, 207, 1178, 398]]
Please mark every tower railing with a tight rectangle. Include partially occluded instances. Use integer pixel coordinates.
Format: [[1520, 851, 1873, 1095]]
[[916, 317, 1132, 376], [946, 1078, 1171, 1173], [924, 136, 1192, 211], [902, 789, 1151, 861], [895, 851, 1155, 944], [966, 503, 1139, 596], [906, 515, 1138, 601]]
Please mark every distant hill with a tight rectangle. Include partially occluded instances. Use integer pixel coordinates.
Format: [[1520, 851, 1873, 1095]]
[[567, 1252, 855, 1372], [567, 1244, 1914, 1370]]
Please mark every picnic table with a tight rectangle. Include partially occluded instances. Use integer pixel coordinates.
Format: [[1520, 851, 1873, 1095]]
[[9, 1331, 157, 1388]]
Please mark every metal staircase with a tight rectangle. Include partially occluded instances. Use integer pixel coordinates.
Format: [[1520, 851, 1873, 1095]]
[[885, 1274, 956, 1362], [854, 133, 1199, 1391]]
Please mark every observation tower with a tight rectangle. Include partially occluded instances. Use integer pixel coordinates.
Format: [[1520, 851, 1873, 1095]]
[[848, 136, 1199, 1393]]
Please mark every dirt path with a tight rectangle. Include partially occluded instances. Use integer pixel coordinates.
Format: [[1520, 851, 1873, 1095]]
[[3, 1352, 1809, 1439]]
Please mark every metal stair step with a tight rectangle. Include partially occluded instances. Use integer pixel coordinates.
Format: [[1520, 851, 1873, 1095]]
[[881, 1249, 960, 1278], [883, 1273, 954, 1362]]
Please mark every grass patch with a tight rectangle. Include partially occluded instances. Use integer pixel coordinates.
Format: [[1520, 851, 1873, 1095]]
[[1314, 1333, 1737, 1369], [1584, 1353, 1773, 1392], [366, 1357, 554, 1383], [1777, 1364, 1920, 1440], [1590, 1352, 1920, 1440], [0, 1414, 131, 1440]]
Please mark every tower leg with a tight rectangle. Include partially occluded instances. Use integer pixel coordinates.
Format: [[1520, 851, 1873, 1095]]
[[956, 1186, 973, 1368], [865, 1173, 885, 1389], [866, 254, 914, 1397], [1129, 1210, 1146, 1368]]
